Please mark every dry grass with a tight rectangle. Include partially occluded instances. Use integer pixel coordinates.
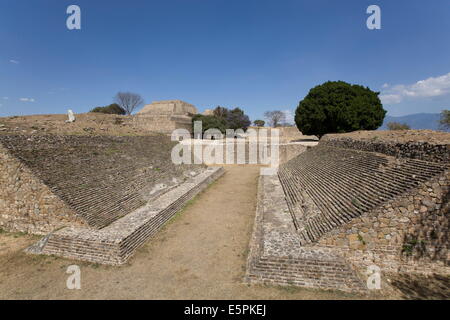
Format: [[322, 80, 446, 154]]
[[0, 113, 158, 137]]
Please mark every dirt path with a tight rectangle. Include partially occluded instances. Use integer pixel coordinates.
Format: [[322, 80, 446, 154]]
[[0, 166, 363, 299]]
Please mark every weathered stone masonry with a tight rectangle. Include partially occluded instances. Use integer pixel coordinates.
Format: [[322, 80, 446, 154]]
[[322, 136, 449, 163], [247, 135, 449, 292], [0, 133, 224, 264], [0, 134, 204, 232], [318, 169, 449, 275], [245, 174, 366, 292], [134, 100, 197, 134], [29, 167, 224, 265], [0, 143, 87, 234]]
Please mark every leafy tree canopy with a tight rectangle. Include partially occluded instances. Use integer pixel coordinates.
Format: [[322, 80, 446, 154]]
[[193, 106, 251, 136], [295, 81, 386, 138], [213, 106, 229, 120], [387, 122, 410, 131], [192, 114, 227, 134], [226, 108, 251, 131], [253, 120, 265, 127]]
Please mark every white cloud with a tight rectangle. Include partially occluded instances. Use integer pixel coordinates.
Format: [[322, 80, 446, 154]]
[[9, 59, 19, 64], [19, 98, 35, 102], [382, 83, 389, 88], [2, 97, 8, 100], [379, 94, 402, 104], [380, 72, 450, 105]]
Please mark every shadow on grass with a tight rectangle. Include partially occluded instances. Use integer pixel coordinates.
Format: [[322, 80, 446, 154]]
[[389, 273, 450, 300]]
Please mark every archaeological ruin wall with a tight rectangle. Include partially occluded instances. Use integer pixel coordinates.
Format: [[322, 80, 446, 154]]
[[0, 134, 205, 234], [247, 134, 449, 292], [134, 100, 197, 134], [314, 138, 449, 275], [0, 133, 225, 264], [29, 167, 224, 265], [0, 142, 87, 234]]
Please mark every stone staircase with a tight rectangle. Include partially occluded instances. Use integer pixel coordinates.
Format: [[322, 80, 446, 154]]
[[27, 167, 225, 265], [245, 173, 367, 292], [278, 145, 449, 244], [0, 135, 203, 229]]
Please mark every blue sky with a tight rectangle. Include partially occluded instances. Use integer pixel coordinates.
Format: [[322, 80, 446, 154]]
[[1, 0, 450, 122]]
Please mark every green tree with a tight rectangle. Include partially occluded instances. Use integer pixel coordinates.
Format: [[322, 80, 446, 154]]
[[192, 107, 251, 136], [192, 114, 227, 135], [90, 103, 126, 115], [387, 122, 410, 131], [439, 110, 450, 130], [295, 81, 386, 138], [253, 120, 265, 127], [226, 108, 251, 131]]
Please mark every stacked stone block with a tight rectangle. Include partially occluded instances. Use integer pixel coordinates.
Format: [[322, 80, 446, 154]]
[[247, 135, 449, 292], [246, 174, 366, 292], [0, 134, 203, 231], [28, 167, 224, 265]]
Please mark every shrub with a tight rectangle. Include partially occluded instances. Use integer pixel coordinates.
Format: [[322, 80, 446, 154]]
[[387, 122, 410, 131], [213, 106, 229, 120], [90, 103, 126, 115], [253, 120, 265, 127], [193, 107, 251, 135], [226, 108, 251, 131], [192, 114, 227, 135], [295, 81, 386, 138], [439, 110, 450, 130]]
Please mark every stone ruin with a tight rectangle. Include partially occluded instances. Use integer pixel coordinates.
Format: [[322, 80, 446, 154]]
[[133, 100, 198, 134], [0, 134, 223, 264], [202, 109, 214, 116], [1, 109, 448, 293], [246, 134, 449, 292]]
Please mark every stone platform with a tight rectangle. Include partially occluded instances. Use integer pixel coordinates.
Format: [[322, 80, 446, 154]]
[[245, 173, 366, 293], [27, 167, 224, 265], [246, 133, 449, 293], [0, 135, 205, 233]]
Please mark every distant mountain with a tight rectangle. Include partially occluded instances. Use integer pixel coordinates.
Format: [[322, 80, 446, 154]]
[[380, 113, 446, 131]]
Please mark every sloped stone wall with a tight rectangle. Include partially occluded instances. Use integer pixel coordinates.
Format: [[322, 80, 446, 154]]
[[0, 144, 87, 234], [134, 99, 196, 134], [29, 167, 224, 265], [251, 135, 449, 292], [0, 134, 204, 231], [278, 145, 448, 244], [132, 114, 193, 134], [318, 169, 449, 275], [322, 136, 449, 163], [245, 174, 366, 293]]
